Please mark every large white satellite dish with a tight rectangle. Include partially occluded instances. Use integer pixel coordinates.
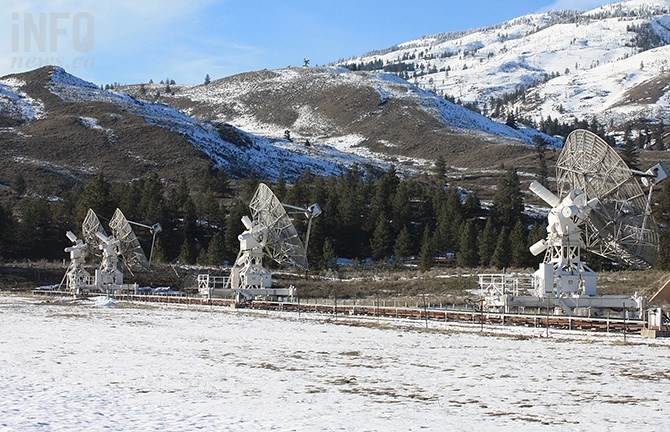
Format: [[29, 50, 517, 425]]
[[248, 183, 315, 268], [555, 129, 660, 269], [529, 129, 666, 312], [63, 208, 161, 295], [481, 129, 666, 316], [223, 183, 321, 301], [82, 208, 108, 259], [109, 208, 152, 272]]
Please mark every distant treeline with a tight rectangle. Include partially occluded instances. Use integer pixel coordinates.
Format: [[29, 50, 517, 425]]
[[0, 167, 538, 270], [3, 164, 670, 272]]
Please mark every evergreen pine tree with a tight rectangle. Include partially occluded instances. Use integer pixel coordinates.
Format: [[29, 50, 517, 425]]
[[432, 155, 446, 183], [653, 121, 665, 151], [370, 215, 393, 261], [274, 172, 287, 201], [305, 184, 328, 266], [18, 198, 61, 258], [505, 112, 517, 128], [478, 218, 498, 267], [434, 187, 463, 254], [182, 198, 198, 242], [320, 238, 337, 270], [151, 237, 168, 263], [533, 135, 549, 188], [621, 137, 640, 170], [138, 173, 165, 224], [173, 177, 190, 209], [212, 168, 230, 196], [179, 238, 196, 264], [492, 168, 524, 229], [52, 188, 79, 232], [390, 182, 412, 231], [457, 219, 479, 267], [393, 225, 413, 261], [112, 181, 141, 221], [418, 225, 434, 272], [0, 203, 20, 259], [510, 220, 529, 268], [491, 227, 512, 269], [242, 173, 261, 201], [369, 166, 399, 229], [463, 191, 481, 220], [656, 230, 670, 270], [196, 246, 209, 265], [75, 173, 114, 224], [0, 204, 13, 259], [653, 180, 670, 270], [335, 166, 367, 258], [207, 232, 226, 265]]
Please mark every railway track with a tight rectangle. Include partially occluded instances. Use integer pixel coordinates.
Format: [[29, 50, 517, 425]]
[[110, 293, 645, 335]]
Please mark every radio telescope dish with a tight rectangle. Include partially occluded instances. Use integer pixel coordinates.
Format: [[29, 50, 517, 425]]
[[109, 208, 151, 271], [480, 129, 665, 316], [218, 183, 321, 301], [556, 129, 658, 268], [82, 209, 108, 258], [249, 183, 308, 268]]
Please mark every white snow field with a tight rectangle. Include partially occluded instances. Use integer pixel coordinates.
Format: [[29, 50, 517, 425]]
[[1, 294, 669, 431]]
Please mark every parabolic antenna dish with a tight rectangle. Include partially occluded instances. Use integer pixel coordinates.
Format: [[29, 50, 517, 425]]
[[109, 208, 151, 271], [249, 183, 308, 268], [556, 129, 658, 268], [82, 209, 108, 258]]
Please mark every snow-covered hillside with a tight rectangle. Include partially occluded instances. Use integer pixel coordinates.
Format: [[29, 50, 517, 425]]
[[119, 65, 563, 183], [177, 67, 555, 147], [44, 67, 385, 180], [0, 77, 44, 125], [338, 0, 670, 132], [520, 45, 670, 128], [0, 67, 406, 180], [2, 65, 557, 194]]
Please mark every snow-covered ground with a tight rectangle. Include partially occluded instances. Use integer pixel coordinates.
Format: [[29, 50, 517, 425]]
[[1, 293, 669, 431]]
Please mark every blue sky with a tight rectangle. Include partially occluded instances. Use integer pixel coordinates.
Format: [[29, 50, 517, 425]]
[[1, 0, 614, 86]]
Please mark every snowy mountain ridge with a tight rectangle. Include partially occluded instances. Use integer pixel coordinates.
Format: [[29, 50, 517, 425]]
[[174, 66, 554, 147], [119, 64, 561, 186], [0, 77, 45, 126], [1, 66, 400, 189], [2, 64, 562, 196], [337, 0, 670, 138], [51, 66, 389, 179]]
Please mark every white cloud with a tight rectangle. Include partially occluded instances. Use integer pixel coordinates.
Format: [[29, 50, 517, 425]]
[[0, 0, 225, 82]]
